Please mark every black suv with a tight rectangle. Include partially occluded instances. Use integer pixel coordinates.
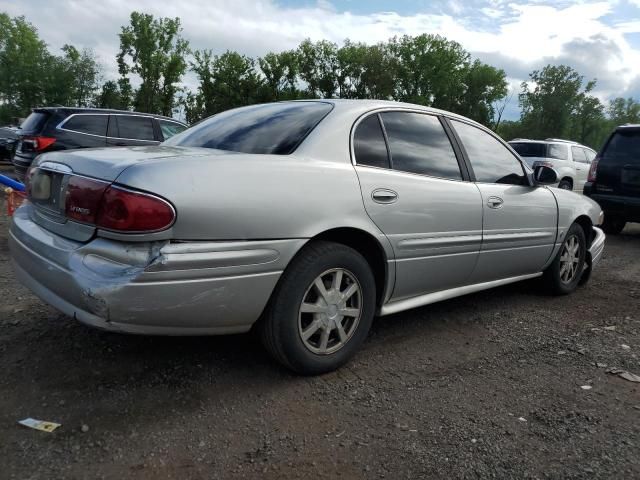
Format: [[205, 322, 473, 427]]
[[12, 107, 187, 180], [584, 125, 640, 234]]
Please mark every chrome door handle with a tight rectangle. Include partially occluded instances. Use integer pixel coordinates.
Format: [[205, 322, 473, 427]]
[[487, 196, 504, 209], [372, 188, 398, 204]]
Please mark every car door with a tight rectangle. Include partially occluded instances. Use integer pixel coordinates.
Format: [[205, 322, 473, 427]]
[[353, 110, 483, 301], [448, 119, 558, 283], [571, 146, 589, 191], [106, 114, 160, 147]]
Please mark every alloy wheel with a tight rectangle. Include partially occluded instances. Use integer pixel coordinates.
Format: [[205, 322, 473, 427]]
[[559, 235, 581, 283], [298, 268, 363, 355]]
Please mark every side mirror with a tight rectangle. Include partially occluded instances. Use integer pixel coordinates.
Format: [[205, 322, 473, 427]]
[[534, 165, 558, 185]]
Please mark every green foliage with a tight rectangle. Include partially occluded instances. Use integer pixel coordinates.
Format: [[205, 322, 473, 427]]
[[0, 14, 101, 123], [117, 12, 189, 115], [608, 97, 640, 125], [515, 65, 612, 149]]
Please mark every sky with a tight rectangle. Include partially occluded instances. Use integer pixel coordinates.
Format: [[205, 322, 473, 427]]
[[3, 0, 640, 119]]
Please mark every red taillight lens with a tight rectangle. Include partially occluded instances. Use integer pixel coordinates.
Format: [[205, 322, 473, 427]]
[[65, 176, 110, 224], [96, 186, 175, 232], [23, 136, 56, 152], [588, 158, 599, 182]]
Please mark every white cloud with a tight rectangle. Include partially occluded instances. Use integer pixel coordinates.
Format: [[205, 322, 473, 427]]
[[1, 0, 639, 103]]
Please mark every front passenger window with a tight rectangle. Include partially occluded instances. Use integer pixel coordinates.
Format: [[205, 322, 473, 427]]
[[451, 120, 526, 185]]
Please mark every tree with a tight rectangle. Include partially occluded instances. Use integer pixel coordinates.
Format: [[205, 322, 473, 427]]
[[336, 41, 395, 99], [519, 65, 586, 139], [608, 97, 640, 126], [570, 83, 608, 149], [297, 39, 339, 98], [0, 14, 50, 122], [258, 50, 300, 101], [61, 45, 101, 107], [117, 12, 190, 115]]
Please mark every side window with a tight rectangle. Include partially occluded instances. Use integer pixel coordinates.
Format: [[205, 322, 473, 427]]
[[62, 115, 108, 136], [451, 120, 526, 185], [548, 143, 568, 160], [353, 114, 390, 169], [582, 148, 596, 163], [380, 112, 461, 180], [571, 146, 587, 163], [159, 120, 187, 140], [115, 116, 155, 141]]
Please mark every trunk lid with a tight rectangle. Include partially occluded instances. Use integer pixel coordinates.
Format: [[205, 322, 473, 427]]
[[27, 146, 211, 242]]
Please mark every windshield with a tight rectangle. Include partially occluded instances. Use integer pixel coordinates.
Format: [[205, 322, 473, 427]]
[[164, 102, 334, 155], [603, 130, 640, 164]]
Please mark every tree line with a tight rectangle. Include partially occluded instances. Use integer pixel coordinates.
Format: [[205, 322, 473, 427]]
[[1, 11, 639, 149]]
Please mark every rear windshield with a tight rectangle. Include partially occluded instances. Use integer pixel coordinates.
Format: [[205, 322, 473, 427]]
[[602, 130, 640, 164], [509, 142, 568, 160], [164, 102, 333, 154], [510, 142, 546, 157], [20, 112, 49, 133]]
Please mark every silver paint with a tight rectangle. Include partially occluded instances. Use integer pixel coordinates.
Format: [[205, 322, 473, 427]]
[[10, 100, 606, 335]]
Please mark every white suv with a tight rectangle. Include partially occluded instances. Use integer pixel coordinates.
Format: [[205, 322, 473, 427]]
[[509, 138, 596, 192]]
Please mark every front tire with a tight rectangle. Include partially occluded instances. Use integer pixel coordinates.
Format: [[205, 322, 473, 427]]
[[558, 179, 573, 190], [544, 223, 587, 295], [259, 241, 376, 375]]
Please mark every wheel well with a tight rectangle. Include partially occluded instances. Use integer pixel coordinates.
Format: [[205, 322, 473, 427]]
[[574, 215, 594, 247], [560, 177, 573, 187], [311, 228, 387, 307]]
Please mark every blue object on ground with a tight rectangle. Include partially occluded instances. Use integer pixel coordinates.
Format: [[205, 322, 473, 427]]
[[0, 174, 25, 191]]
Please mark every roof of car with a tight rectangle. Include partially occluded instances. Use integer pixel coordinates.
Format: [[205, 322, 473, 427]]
[[32, 107, 185, 125], [508, 138, 594, 150], [288, 98, 488, 129], [616, 124, 640, 131]]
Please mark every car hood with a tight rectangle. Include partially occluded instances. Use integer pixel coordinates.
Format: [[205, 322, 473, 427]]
[[34, 146, 217, 182]]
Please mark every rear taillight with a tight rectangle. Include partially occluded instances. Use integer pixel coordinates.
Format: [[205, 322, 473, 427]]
[[65, 176, 110, 224], [588, 158, 599, 182], [96, 186, 175, 232], [22, 136, 56, 152], [64, 176, 175, 232]]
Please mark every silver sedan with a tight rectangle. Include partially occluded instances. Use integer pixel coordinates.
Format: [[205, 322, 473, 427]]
[[9, 100, 605, 374]]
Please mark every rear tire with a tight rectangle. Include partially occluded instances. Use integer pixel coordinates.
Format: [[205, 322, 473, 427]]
[[544, 223, 587, 295], [259, 241, 376, 375], [601, 216, 626, 235], [558, 179, 573, 190]]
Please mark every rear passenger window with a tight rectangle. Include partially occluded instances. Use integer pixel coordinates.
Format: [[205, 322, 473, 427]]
[[548, 144, 568, 160], [115, 116, 155, 141], [353, 115, 389, 169], [452, 120, 526, 185], [62, 115, 108, 136], [571, 146, 587, 163], [379, 112, 461, 180]]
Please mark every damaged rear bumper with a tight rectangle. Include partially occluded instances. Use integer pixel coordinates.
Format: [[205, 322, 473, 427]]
[[9, 205, 305, 335]]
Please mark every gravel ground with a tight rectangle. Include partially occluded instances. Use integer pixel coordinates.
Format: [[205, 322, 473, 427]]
[[0, 190, 639, 479]]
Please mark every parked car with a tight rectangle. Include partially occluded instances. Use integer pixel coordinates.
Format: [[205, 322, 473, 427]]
[[12, 107, 187, 180], [584, 125, 640, 234], [0, 126, 19, 163], [509, 138, 596, 192], [9, 100, 605, 375]]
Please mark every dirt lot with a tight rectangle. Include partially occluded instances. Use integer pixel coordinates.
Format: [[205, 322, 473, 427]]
[[0, 190, 639, 480]]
